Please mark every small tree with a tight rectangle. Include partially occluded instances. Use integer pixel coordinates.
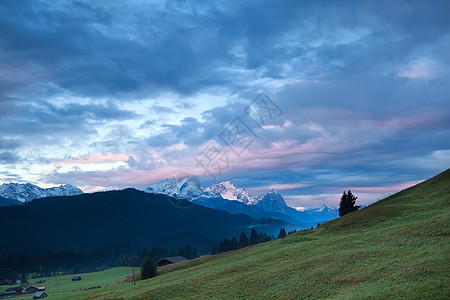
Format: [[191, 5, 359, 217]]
[[249, 228, 258, 245], [339, 190, 360, 217], [230, 237, 238, 250], [278, 227, 287, 239], [238, 232, 249, 248], [217, 240, 224, 253], [140, 258, 157, 280]]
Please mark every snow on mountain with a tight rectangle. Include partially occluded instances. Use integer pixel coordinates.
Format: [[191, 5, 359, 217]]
[[144, 178, 339, 226], [303, 204, 339, 222], [254, 189, 289, 213], [146, 179, 291, 211], [146, 177, 206, 199], [145, 177, 226, 207], [304, 204, 333, 213], [205, 181, 256, 205], [0, 183, 84, 203]]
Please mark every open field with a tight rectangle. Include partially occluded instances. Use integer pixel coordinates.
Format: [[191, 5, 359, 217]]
[[46, 169, 449, 299], [8, 267, 135, 298]]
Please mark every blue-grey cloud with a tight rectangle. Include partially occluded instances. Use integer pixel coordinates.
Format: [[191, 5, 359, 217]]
[[0, 152, 19, 164], [0, 0, 449, 207], [1, 0, 445, 102]]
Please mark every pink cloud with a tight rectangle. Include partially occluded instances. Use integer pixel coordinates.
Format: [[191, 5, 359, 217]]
[[398, 59, 437, 79], [247, 183, 310, 195], [375, 113, 442, 131], [79, 185, 120, 193], [348, 180, 422, 193], [284, 180, 423, 208]]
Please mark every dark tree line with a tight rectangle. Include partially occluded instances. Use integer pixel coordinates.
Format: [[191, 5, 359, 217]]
[[212, 229, 273, 254], [0, 247, 126, 278], [0, 245, 198, 279]]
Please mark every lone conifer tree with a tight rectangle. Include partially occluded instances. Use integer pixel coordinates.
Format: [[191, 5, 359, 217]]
[[338, 190, 360, 217]]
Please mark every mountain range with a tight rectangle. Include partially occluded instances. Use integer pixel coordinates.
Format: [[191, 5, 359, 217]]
[[145, 177, 338, 227], [0, 183, 83, 203], [0, 179, 338, 226]]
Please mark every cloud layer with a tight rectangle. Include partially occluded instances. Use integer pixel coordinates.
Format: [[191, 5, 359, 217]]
[[1, 0, 449, 207]]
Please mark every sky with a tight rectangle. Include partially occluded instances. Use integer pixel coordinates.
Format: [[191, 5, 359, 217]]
[[0, 0, 449, 208]]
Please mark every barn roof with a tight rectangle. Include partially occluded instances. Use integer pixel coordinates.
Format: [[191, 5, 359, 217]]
[[33, 291, 47, 298], [26, 285, 39, 290], [157, 256, 188, 264]]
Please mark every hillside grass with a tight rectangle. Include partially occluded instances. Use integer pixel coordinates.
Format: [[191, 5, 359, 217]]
[[12, 267, 135, 298], [53, 169, 449, 299]]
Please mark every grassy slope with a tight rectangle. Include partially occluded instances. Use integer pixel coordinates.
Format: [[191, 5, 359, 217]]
[[13, 267, 135, 298], [55, 169, 449, 299]]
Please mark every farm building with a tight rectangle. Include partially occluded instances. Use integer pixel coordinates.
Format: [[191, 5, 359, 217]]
[[5, 286, 22, 293], [25, 285, 40, 293], [72, 276, 82, 281], [156, 256, 188, 267], [33, 291, 47, 299]]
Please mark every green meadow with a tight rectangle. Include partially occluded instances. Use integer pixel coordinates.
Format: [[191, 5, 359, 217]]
[[45, 169, 450, 299], [11, 267, 134, 298]]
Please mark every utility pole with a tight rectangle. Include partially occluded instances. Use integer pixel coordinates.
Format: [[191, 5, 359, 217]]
[[133, 268, 136, 285]]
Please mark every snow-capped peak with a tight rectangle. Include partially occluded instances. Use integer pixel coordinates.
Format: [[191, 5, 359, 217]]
[[254, 189, 288, 211], [205, 181, 256, 205], [0, 183, 83, 203], [145, 177, 219, 200], [304, 204, 334, 213]]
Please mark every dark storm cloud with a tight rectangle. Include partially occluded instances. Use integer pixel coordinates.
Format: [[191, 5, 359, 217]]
[[1, 0, 449, 101], [0, 0, 232, 99]]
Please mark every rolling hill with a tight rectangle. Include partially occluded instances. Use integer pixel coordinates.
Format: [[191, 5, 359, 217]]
[[54, 169, 449, 299], [0, 188, 291, 257]]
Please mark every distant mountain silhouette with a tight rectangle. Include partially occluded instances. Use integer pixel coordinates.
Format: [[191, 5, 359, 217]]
[[0, 195, 21, 207], [0, 188, 289, 256]]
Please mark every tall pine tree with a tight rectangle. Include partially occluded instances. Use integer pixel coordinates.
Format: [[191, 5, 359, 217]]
[[249, 228, 258, 245], [278, 227, 287, 239], [338, 190, 360, 217], [239, 232, 249, 248], [230, 237, 238, 250]]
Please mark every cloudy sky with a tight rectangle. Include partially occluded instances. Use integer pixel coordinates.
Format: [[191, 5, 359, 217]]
[[1, 0, 449, 208]]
